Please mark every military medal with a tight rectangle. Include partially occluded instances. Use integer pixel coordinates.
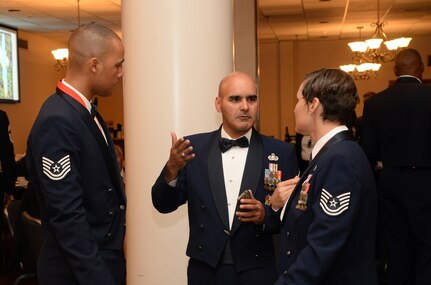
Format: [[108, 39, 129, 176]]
[[264, 194, 272, 206], [296, 174, 312, 211], [264, 153, 282, 205]]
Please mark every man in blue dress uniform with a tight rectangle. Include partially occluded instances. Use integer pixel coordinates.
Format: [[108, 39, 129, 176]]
[[27, 23, 126, 285]]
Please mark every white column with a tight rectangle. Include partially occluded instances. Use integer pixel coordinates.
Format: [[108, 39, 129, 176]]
[[122, 1, 233, 284], [233, 0, 257, 79]]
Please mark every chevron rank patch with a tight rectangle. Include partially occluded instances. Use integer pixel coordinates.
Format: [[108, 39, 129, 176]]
[[319, 188, 351, 217], [42, 155, 71, 181]]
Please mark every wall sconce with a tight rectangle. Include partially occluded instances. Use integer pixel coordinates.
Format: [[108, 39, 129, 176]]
[[51, 48, 69, 71]]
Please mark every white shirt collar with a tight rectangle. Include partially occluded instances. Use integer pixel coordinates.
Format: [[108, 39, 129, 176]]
[[398, 75, 422, 83], [61, 79, 92, 113], [311, 125, 348, 159]]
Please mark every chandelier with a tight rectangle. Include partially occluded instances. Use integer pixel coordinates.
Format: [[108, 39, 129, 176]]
[[51, 0, 81, 71], [340, 0, 412, 80], [340, 62, 381, 80]]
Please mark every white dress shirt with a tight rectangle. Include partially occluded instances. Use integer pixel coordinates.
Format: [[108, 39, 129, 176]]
[[221, 127, 252, 229]]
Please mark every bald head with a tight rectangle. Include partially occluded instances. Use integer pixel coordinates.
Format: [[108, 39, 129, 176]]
[[68, 23, 122, 68], [394, 48, 424, 79], [218, 71, 256, 98]]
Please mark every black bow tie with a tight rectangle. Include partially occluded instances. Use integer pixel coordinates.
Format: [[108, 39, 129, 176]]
[[90, 103, 98, 118], [219, 136, 249, 153]]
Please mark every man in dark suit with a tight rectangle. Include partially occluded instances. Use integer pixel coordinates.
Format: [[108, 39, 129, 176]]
[[26, 23, 126, 285], [0, 110, 16, 194], [0, 109, 16, 224], [152, 71, 298, 285], [271, 69, 377, 285], [360, 48, 431, 285], [353, 91, 376, 142]]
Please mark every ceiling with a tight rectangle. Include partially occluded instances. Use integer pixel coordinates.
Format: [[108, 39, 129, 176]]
[[0, 0, 121, 42], [259, 0, 431, 41], [0, 0, 430, 43]]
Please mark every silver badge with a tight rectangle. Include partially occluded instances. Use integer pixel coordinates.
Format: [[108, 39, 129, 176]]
[[319, 189, 350, 216], [268, 153, 279, 161], [42, 154, 71, 181]]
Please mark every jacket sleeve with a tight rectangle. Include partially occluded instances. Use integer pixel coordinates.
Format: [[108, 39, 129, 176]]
[[151, 165, 188, 213], [359, 100, 379, 167], [29, 115, 117, 285]]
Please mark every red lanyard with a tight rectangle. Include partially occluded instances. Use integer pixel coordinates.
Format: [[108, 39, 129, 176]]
[[57, 80, 86, 109]]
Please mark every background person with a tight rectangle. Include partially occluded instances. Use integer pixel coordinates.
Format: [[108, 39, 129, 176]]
[[152, 71, 298, 285], [360, 48, 431, 285], [0, 110, 16, 204], [294, 132, 314, 174], [353, 91, 376, 141], [114, 144, 125, 185]]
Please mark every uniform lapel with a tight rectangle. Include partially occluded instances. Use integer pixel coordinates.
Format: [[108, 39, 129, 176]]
[[58, 92, 126, 203], [95, 112, 126, 203], [58, 91, 109, 152], [281, 160, 316, 222], [208, 130, 230, 229], [231, 129, 262, 234], [281, 130, 354, 222]]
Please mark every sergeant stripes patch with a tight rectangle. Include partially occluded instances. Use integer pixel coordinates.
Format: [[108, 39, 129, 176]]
[[319, 188, 351, 216], [42, 154, 71, 181]]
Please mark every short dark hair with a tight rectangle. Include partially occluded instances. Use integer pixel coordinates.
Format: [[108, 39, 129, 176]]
[[394, 48, 423, 78], [68, 23, 121, 65], [302, 68, 359, 124]]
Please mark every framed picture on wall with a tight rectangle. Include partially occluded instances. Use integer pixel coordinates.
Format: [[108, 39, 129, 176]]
[[0, 23, 20, 103]]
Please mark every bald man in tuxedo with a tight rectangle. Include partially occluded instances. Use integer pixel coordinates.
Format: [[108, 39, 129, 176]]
[[152, 71, 298, 285]]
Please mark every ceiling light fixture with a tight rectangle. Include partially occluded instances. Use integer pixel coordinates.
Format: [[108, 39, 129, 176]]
[[51, 48, 69, 71], [51, 0, 81, 71], [340, 62, 381, 80], [340, 0, 412, 80]]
